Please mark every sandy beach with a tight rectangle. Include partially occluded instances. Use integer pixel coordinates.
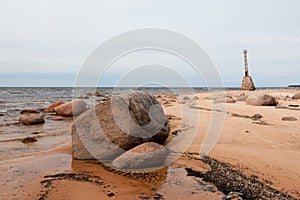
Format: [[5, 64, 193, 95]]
[[0, 88, 299, 200]]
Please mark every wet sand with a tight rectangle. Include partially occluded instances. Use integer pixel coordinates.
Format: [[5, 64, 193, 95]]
[[0, 88, 299, 199]]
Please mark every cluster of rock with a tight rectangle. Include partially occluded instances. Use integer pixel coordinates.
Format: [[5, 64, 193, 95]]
[[72, 91, 170, 171], [19, 100, 88, 125], [203, 93, 278, 107]]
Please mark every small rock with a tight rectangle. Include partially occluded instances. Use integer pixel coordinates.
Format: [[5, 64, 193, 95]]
[[21, 137, 37, 143], [282, 116, 297, 121], [78, 94, 89, 99], [55, 100, 87, 116], [98, 97, 107, 102], [192, 96, 199, 100], [20, 110, 39, 114], [45, 116, 64, 121], [163, 100, 172, 105], [106, 192, 115, 197], [236, 95, 248, 101], [153, 193, 163, 200], [226, 192, 243, 200], [94, 91, 105, 97], [203, 97, 212, 100], [183, 96, 190, 101], [112, 142, 168, 170], [44, 101, 65, 113], [214, 96, 236, 103], [0, 112, 4, 116], [171, 130, 180, 135], [19, 113, 45, 125], [251, 114, 263, 120], [139, 195, 151, 200]]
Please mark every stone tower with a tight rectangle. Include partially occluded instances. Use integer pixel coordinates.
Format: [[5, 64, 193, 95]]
[[241, 50, 256, 91]]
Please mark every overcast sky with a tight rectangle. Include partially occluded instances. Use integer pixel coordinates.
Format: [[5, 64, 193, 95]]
[[0, 0, 299, 87]]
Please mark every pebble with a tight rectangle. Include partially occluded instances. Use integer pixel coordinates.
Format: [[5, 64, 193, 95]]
[[21, 137, 37, 144], [282, 117, 297, 121]]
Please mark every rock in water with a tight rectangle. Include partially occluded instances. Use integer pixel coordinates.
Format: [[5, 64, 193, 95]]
[[19, 113, 45, 125], [112, 142, 167, 170], [292, 92, 300, 99], [45, 116, 64, 121], [44, 101, 65, 113], [245, 94, 277, 106], [72, 91, 169, 160], [241, 76, 255, 91], [54, 100, 87, 116]]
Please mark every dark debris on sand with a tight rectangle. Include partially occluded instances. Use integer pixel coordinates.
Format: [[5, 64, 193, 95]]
[[21, 137, 37, 143], [186, 156, 297, 200]]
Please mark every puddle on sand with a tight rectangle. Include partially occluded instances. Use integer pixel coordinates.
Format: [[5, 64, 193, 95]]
[[157, 167, 224, 200]]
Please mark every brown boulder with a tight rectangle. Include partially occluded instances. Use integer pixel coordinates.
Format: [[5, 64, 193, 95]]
[[112, 142, 167, 170], [19, 113, 45, 125], [72, 91, 169, 160], [54, 100, 87, 116], [292, 92, 300, 99], [245, 94, 277, 106], [44, 101, 65, 113]]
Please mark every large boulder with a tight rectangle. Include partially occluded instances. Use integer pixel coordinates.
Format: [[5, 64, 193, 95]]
[[292, 92, 300, 99], [54, 100, 87, 116], [245, 94, 277, 106], [112, 142, 167, 170], [72, 91, 169, 160], [44, 101, 65, 113], [19, 113, 45, 125]]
